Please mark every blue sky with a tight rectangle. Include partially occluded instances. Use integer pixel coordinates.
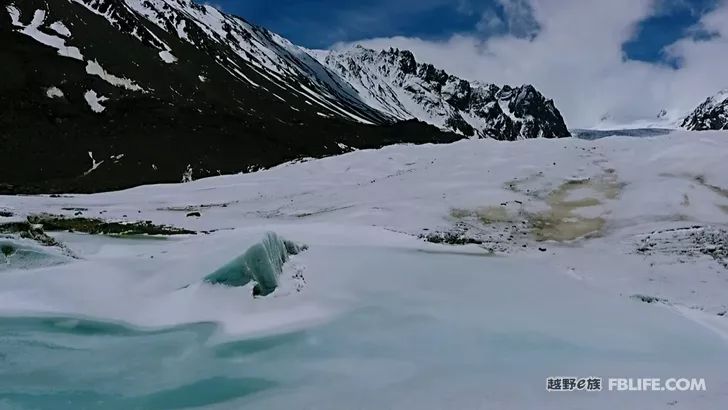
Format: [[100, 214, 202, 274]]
[[622, 0, 718, 63], [213, 0, 719, 64]]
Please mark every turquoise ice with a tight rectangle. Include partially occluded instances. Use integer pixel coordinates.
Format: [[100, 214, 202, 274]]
[[203, 232, 305, 296], [2, 246, 728, 410]]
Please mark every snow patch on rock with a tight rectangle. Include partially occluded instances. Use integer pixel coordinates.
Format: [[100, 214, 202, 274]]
[[49, 21, 71, 37], [6, 7, 83, 61], [159, 50, 177, 64], [46, 86, 64, 99], [84, 90, 108, 113], [85, 60, 144, 91], [83, 151, 104, 175]]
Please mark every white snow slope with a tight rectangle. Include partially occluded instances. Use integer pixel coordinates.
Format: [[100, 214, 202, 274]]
[[2, 130, 728, 408]]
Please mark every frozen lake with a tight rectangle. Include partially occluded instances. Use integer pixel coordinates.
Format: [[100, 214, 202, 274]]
[[2, 238, 728, 409], [2, 130, 728, 408]]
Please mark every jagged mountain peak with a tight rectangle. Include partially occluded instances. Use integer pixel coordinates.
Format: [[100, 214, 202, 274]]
[[682, 89, 728, 131], [315, 44, 571, 140]]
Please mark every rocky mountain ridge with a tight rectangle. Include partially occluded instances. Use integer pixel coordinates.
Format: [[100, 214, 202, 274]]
[[682, 89, 728, 131], [312, 46, 571, 140]]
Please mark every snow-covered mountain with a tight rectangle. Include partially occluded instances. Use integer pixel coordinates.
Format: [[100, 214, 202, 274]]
[[1, 0, 459, 193], [311, 46, 571, 140], [682, 89, 728, 131], [8, 0, 392, 123], [1, 0, 570, 194]]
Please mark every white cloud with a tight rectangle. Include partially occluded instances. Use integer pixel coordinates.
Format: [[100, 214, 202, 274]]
[[476, 9, 505, 34], [497, 0, 540, 38], [456, 0, 475, 15], [334, 0, 728, 128], [475, 0, 540, 38]]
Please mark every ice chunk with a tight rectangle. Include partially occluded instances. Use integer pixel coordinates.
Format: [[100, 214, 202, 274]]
[[0, 238, 69, 271], [203, 232, 306, 296]]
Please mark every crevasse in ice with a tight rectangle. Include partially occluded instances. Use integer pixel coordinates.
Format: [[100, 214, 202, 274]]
[[203, 232, 306, 296]]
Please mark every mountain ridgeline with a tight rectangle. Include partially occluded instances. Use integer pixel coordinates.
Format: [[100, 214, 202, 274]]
[[682, 89, 728, 131], [0, 0, 570, 193], [312, 46, 571, 141]]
